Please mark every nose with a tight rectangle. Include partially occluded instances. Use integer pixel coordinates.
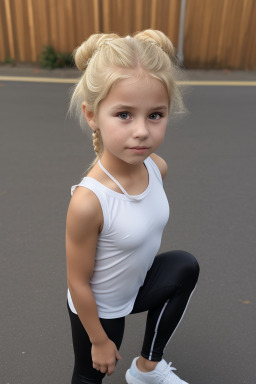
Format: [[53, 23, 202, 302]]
[[133, 119, 149, 140]]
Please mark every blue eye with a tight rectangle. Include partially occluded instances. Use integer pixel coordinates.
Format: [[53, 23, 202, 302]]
[[149, 113, 162, 120], [118, 112, 130, 120]]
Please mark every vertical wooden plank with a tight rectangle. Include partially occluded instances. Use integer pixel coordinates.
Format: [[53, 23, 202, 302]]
[[245, 0, 256, 69], [206, 0, 223, 67], [49, 0, 59, 49], [74, 0, 83, 46], [184, 0, 205, 66], [246, 0, 254, 68], [37, 0, 50, 47], [11, 0, 20, 61], [220, 0, 240, 68], [134, 0, 144, 31], [83, 0, 92, 33], [238, 0, 250, 68], [215, 0, 228, 67], [200, 0, 214, 67], [73, 0, 80, 46], [117, 0, 124, 34], [44, 0, 52, 48], [72, 0, 78, 44], [235, 0, 252, 68], [153, 0, 164, 32], [126, 0, 133, 34], [66, 0, 74, 50], [102, 0, 110, 32], [14, 0, 25, 61], [198, 0, 209, 67], [4, 0, 15, 59], [100, 0, 178, 38], [89, 0, 100, 34], [71, 0, 101, 49], [167, 0, 181, 47], [57, 0, 66, 51], [151, 0, 158, 29], [0, 1, 7, 61], [27, 0, 37, 61], [184, 0, 194, 65], [8, 0, 16, 59], [225, 0, 241, 68], [118, 0, 126, 33], [141, 0, 153, 30], [75, 0, 90, 45], [93, 0, 100, 32], [21, 0, 29, 61], [229, 0, 241, 68], [32, 0, 43, 61], [102, 0, 121, 34]]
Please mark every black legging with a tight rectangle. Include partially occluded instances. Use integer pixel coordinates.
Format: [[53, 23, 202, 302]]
[[68, 250, 200, 384]]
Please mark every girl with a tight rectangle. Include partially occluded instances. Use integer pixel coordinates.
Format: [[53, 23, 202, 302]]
[[66, 30, 199, 384]]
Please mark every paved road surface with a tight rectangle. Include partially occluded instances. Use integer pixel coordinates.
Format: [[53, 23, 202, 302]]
[[0, 70, 255, 384]]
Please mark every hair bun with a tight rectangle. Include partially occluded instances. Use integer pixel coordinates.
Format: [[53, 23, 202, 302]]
[[73, 33, 119, 71], [134, 29, 175, 58]]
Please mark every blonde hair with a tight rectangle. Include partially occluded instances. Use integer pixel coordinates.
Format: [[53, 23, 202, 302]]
[[69, 29, 186, 167]]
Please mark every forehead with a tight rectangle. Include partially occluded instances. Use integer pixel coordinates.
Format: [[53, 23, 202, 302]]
[[101, 70, 169, 108]]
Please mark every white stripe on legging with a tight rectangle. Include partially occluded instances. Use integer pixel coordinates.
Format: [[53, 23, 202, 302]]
[[163, 285, 197, 354], [149, 300, 169, 360], [149, 285, 197, 360]]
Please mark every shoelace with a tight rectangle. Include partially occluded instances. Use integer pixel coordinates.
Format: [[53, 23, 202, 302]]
[[159, 362, 178, 384]]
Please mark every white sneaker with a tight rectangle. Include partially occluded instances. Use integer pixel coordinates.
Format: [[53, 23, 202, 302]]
[[125, 357, 189, 384]]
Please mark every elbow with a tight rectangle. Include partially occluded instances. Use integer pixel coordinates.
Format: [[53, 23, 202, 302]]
[[67, 274, 91, 296]]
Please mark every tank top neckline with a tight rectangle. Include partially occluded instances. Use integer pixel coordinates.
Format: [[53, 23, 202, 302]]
[[97, 158, 152, 201]]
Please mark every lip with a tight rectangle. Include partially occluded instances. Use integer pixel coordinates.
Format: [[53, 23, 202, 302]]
[[127, 146, 150, 154], [130, 146, 149, 149]]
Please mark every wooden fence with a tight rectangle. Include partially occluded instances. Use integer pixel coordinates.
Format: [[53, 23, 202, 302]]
[[184, 0, 256, 69], [0, 0, 255, 69]]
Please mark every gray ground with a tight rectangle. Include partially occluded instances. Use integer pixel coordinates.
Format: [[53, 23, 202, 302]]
[[0, 68, 255, 384]]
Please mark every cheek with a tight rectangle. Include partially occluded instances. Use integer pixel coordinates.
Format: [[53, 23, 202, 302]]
[[153, 125, 167, 143], [101, 126, 126, 147]]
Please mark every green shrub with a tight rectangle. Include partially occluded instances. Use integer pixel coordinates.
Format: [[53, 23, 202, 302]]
[[2, 57, 16, 65], [40, 46, 73, 69]]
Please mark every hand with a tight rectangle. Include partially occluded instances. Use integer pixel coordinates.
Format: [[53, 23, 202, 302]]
[[91, 338, 122, 375]]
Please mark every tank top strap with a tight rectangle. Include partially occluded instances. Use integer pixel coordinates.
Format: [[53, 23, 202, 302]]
[[98, 160, 130, 197], [98, 159, 149, 201]]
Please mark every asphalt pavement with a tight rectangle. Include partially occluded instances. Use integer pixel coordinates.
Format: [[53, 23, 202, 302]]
[[0, 67, 255, 384]]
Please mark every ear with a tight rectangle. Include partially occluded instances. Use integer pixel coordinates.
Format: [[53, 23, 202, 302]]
[[82, 102, 97, 131]]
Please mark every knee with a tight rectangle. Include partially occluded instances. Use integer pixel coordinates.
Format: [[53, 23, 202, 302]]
[[175, 250, 200, 288]]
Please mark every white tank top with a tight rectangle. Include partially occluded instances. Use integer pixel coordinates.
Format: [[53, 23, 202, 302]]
[[67, 157, 169, 319]]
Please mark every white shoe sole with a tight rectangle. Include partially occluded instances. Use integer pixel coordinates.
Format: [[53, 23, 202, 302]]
[[126, 368, 189, 384], [125, 369, 145, 384]]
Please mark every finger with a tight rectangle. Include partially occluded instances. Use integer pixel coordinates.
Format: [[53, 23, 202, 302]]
[[100, 365, 108, 374], [93, 363, 102, 372], [115, 350, 122, 360], [107, 363, 115, 376]]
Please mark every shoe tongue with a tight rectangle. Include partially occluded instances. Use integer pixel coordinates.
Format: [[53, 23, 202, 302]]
[[154, 359, 168, 373]]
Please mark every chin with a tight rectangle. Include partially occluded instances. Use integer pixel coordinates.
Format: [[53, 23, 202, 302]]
[[126, 158, 148, 166]]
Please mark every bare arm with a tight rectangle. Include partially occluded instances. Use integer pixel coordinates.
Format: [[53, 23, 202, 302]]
[[66, 187, 121, 374], [150, 153, 168, 180]]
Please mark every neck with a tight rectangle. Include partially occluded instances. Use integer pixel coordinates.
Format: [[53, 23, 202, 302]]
[[100, 153, 145, 178]]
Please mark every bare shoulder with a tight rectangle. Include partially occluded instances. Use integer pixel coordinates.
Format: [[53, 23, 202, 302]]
[[66, 187, 103, 284], [66, 186, 103, 239], [150, 153, 168, 180]]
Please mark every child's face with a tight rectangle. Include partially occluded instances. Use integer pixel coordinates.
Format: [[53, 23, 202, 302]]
[[90, 70, 169, 166]]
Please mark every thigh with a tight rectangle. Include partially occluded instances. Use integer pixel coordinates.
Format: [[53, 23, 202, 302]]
[[67, 303, 125, 383], [131, 250, 199, 313]]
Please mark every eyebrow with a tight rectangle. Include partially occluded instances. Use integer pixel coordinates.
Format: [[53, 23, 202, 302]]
[[111, 104, 168, 111]]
